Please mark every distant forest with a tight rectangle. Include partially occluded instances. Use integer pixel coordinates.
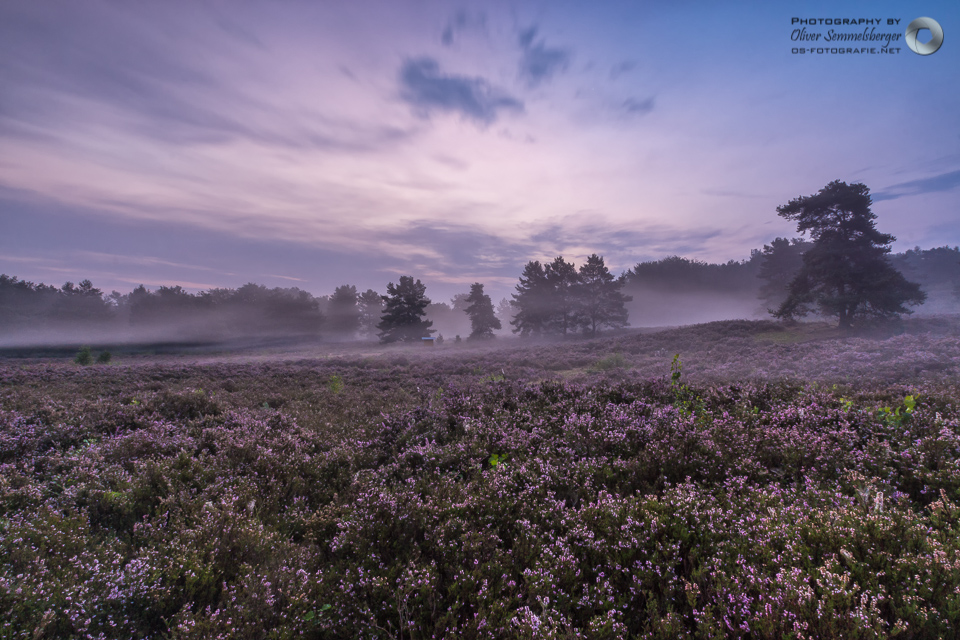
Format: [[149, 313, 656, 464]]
[[2, 243, 958, 346], [622, 244, 960, 326]]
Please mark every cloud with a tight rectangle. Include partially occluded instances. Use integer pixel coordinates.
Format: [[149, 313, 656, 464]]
[[517, 27, 571, 88], [873, 170, 960, 202], [398, 58, 524, 124], [622, 97, 655, 115], [441, 9, 486, 46], [610, 60, 636, 80], [265, 274, 307, 282], [700, 187, 765, 199], [0, 5, 418, 155], [75, 251, 235, 275]]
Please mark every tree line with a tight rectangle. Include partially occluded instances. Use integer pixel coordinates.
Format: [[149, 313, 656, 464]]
[[509, 254, 630, 337], [3, 181, 957, 342], [0, 258, 627, 344]]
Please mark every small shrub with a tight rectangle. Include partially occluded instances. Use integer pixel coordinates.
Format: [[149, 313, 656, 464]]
[[74, 345, 92, 365], [592, 352, 627, 371], [96, 351, 112, 364]]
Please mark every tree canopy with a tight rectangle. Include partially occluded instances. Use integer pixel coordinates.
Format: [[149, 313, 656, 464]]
[[510, 261, 552, 336], [757, 238, 810, 311], [576, 254, 631, 336], [327, 284, 361, 337], [511, 255, 630, 337], [357, 289, 384, 338], [463, 282, 501, 339], [773, 180, 926, 328], [377, 276, 434, 343]]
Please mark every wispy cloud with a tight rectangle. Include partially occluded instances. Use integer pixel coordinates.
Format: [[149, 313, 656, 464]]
[[621, 97, 655, 116], [398, 57, 524, 124], [441, 9, 486, 46], [700, 188, 766, 199], [610, 60, 636, 80], [265, 274, 307, 283], [517, 27, 571, 88], [873, 170, 960, 202], [75, 251, 235, 275], [528, 216, 726, 257]]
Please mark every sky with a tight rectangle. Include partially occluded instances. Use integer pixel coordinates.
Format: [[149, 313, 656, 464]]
[[1, 0, 958, 304]]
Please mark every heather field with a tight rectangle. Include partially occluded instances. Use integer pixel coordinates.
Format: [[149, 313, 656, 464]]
[[3, 318, 960, 639]]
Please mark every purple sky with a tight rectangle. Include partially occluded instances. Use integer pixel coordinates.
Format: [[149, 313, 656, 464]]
[[2, 0, 958, 303]]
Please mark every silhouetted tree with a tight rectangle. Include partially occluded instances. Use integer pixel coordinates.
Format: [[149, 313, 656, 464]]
[[495, 297, 516, 330], [544, 257, 579, 335], [890, 246, 960, 305], [575, 254, 630, 336], [263, 287, 323, 334], [126, 282, 323, 335], [757, 238, 809, 311], [0, 275, 59, 327], [55, 279, 112, 323], [625, 255, 762, 293], [327, 285, 360, 337], [450, 293, 471, 313], [463, 283, 501, 339], [511, 261, 551, 336], [774, 180, 926, 328], [357, 289, 384, 338], [377, 276, 434, 343]]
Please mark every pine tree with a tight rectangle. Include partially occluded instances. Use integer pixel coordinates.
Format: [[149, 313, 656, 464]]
[[377, 276, 435, 343], [544, 256, 579, 335], [357, 289, 384, 338], [774, 180, 926, 328], [510, 261, 551, 336], [463, 283, 501, 339], [495, 297, 516, 329], [575, 254, 631, 336], [327, 285, 360, 337], [757, 238, 809, 311]]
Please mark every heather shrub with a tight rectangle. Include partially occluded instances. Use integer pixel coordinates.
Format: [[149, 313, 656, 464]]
[[151, 388, 221, 420], [2, 318, 960, 637]]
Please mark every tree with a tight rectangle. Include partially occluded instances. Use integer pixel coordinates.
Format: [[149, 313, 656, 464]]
[[773, 180, 926, 328], [327, 285, 360, 337], [450, 293, 471, 313], [463, 283, 501, 339], [55, 279, 112, 323], [511, 261, 551, 336], [377, 276, 435, 343], [495, 297, 516, 329], [357, 289, 384, 338], [757, 237, 809, 311], [544, 256, 579, 335], [575, 254, 631, 336]]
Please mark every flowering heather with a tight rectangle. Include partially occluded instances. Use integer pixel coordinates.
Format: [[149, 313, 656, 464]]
[[2, 318, 960, 638]]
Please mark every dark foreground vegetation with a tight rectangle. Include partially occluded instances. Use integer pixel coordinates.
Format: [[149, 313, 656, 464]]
[[2, 317, 960, 638]]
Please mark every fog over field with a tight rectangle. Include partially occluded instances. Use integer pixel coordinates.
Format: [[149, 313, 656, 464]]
[[4, 241, 959, 351]]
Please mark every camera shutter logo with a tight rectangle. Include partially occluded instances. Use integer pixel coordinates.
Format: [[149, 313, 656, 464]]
[[905, 17, 943, 55]]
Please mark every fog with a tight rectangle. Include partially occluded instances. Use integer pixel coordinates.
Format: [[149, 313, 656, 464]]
[[624, 288, 766, 328], [2, 244, 958, 352], [0, 317, 324, 353]]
